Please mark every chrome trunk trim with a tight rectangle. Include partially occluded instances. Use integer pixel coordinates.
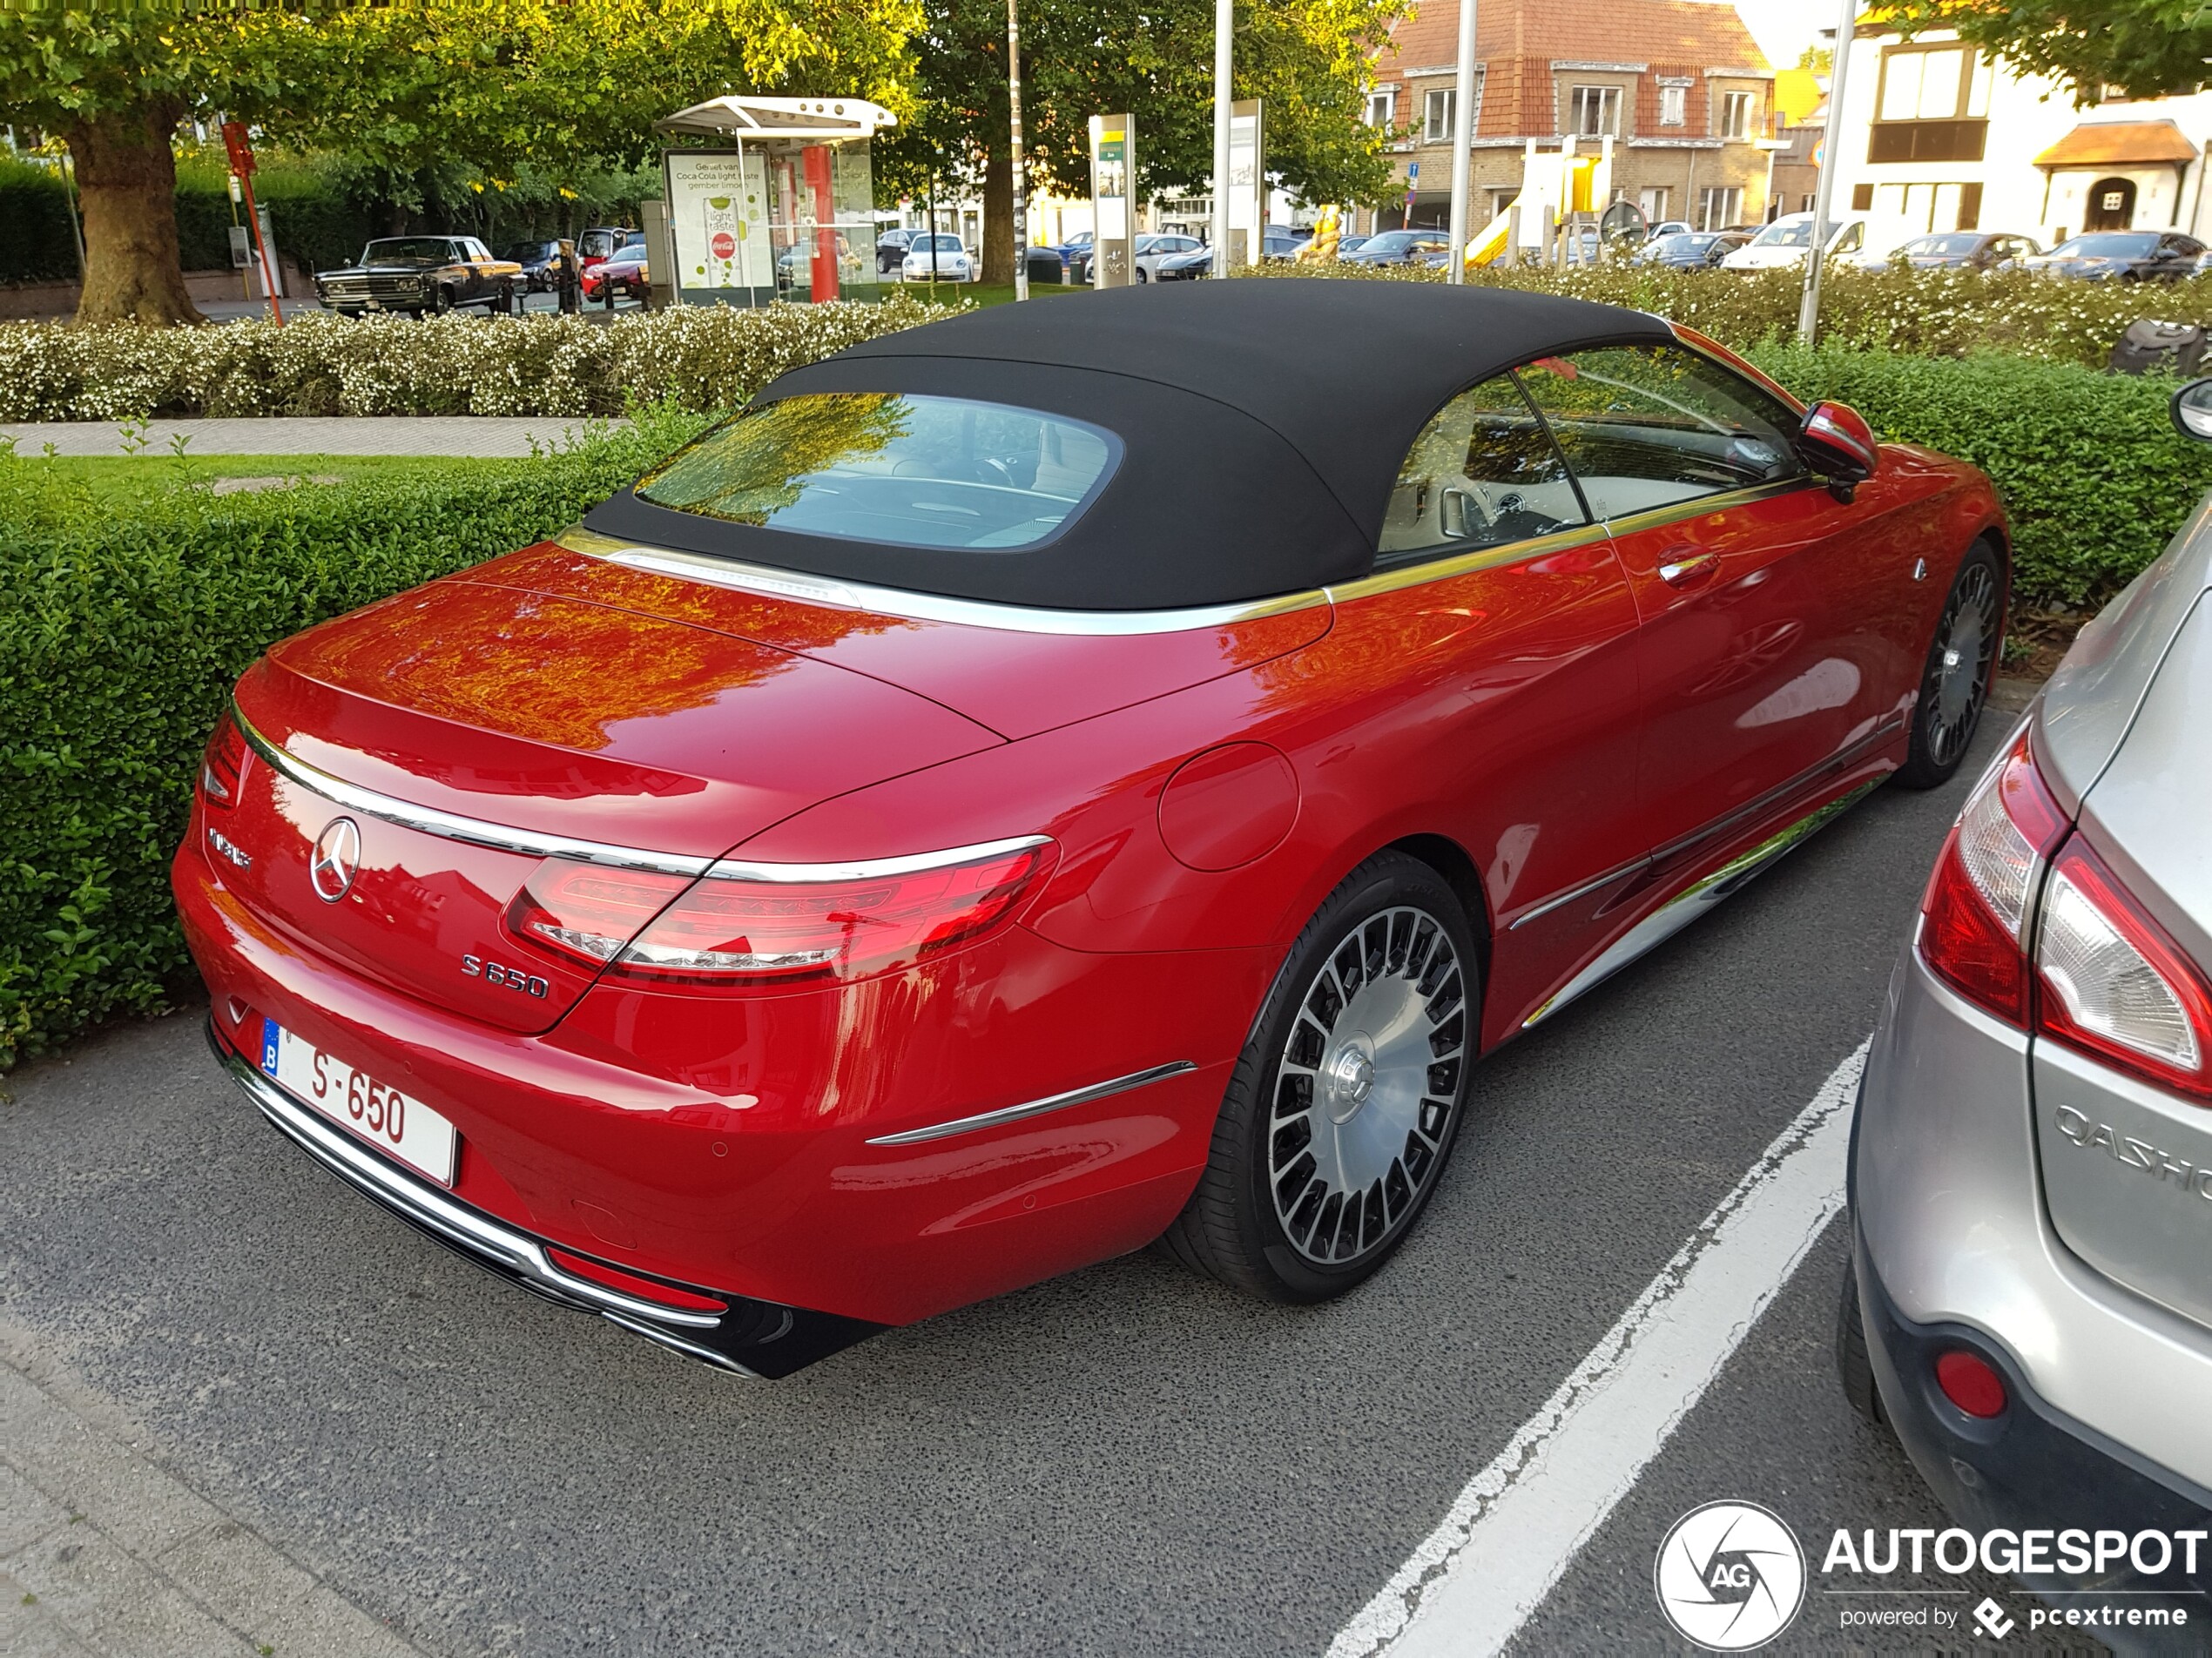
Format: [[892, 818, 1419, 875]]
[[230, 701, 718, 878], [866, 1061, 1197, 1146], [233, 700, 1049, 886]]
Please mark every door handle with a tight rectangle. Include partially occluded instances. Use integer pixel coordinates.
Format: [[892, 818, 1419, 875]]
[[1657, 551, 1719, 588]]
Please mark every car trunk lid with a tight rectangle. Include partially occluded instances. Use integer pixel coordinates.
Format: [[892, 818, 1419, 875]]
[[216, 577, 1001, 1032]]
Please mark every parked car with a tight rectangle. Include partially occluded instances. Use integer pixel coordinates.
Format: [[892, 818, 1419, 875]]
[[2024, 229, 2207, 282], [1342, 228, 1452, 266], [874, 228, 914, 273], [1338, 233, 1370, 256], [501, 240, 570, 293], [1132, 233, 1204, 281], [314, 236, 523, 319], [1719, 212, 1867, 271], [576, 226, 635, 270], [1840, 373, 2212, 1615], [580, 245, 650, 304], [1152, 234, 1301, 280], [180, 281, 2000, 1377], [1856, 230, 2041, 273], [1648, 219, 1693, 241], [900, 233, 975, 282], [1634, 230, 1754, 270]]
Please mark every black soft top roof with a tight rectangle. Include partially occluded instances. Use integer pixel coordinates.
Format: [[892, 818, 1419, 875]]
[[585, 280, 1671, 612]]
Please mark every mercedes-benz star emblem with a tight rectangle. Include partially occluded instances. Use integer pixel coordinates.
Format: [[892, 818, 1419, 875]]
[[309, 818, 362, 903]]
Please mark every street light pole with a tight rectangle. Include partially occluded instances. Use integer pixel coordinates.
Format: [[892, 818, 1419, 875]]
[[1446, 0, 1478, 283], [1797, 0, 1857, 343], [1008, 0, 1029, 300], [1211, 0, 1232, 271]]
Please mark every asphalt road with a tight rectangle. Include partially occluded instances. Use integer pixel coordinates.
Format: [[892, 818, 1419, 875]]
[[1, 709, 2027, 1657]]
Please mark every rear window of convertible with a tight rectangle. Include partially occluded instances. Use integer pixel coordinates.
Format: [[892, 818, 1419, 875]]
[[635, 393, 1121, 552]]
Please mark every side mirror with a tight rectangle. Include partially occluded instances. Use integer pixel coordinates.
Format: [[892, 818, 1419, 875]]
[[2172, 379, 2212, 444], [1800, 401, 1881, 500]]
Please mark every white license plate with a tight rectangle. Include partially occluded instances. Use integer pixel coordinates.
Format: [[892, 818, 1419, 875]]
[[260, 1021, 457, 1186]]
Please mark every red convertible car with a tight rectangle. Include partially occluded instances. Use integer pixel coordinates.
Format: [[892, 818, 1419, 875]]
[[179, 283, 2006, 1376]]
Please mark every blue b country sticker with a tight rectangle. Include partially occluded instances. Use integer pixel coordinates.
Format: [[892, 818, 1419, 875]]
[[260, 1021, 280, 1078]]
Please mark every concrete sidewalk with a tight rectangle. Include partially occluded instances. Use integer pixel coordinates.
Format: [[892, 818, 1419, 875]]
[[0, 1321, 425, 1658], [2, 416, 631, 459]]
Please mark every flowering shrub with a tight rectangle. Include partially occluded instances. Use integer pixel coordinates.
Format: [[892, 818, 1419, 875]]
[[1244, 259, 2212, 367], [0, 296, 952, 422]]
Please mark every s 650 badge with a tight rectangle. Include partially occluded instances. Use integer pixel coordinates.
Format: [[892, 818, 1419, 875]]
[[462, 954, 550, 998]]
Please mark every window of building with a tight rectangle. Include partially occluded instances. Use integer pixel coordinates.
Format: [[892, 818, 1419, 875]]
[[1719, 91, 1756, 139], [1425, 87, 1456, 143], [1568, 85, 1621, 138], [1659, 84, 1688, 126], [1639, 186, 1670, 223], [1870, 43, 1994, 161], [1851, 183, 1874, 212], [1366, 88, 1396, 129], [1800, 192, 1817, 213], [1699, 185, 1742, 230], [1870, 180, 1986, 233]]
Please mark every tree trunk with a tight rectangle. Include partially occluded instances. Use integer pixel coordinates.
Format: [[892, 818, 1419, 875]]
[[981, 144, 1016, 286], [68, 99, 201, 327]]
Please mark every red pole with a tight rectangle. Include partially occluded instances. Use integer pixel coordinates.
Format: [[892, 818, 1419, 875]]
[[222, 120, 282, 325], [804, 144, 839, 300]]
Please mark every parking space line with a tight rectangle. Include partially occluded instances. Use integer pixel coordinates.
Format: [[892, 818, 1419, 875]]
[[1330, 1040, 1869, 1658]]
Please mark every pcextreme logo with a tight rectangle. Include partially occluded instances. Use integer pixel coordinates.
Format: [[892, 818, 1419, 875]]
[[1653, 1500, 1808, 1651]]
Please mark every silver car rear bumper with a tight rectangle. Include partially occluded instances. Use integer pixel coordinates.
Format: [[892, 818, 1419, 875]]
[[1856, 938, 2212, 1494]]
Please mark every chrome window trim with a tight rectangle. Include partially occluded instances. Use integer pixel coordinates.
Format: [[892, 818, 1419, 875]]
[[233, 700, 1047, 886], [555, 529, 1330, 637], [866, 1060, 1197, 1146], [213, 1035, 727, 1331], [1596, 475, 1817, 540], [1325, 520, 1615, 605]]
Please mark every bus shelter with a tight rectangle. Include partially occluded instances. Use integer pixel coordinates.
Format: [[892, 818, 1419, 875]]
[[657, 95, 895, 307]]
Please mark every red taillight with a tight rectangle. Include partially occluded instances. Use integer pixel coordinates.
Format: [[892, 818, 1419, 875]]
[[1934, 1350, 2007, 1419], [2034, 840, 2212, 1101], [505, 840, 1054, 990], [199, 713, 246, 810], [1918, 731, 2067, 1023]]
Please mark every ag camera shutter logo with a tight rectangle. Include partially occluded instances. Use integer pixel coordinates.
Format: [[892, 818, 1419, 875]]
[[1654, 1500, 1807, 1651]]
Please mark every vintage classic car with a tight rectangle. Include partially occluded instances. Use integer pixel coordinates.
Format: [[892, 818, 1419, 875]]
[[314, 237, 523, 319]]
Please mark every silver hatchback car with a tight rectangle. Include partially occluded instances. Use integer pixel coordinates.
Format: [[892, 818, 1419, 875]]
[[1844, 378, 2212, 1603]]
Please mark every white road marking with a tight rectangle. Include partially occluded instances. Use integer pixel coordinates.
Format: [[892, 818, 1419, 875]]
[[1330, 1040, 1869, 1658]]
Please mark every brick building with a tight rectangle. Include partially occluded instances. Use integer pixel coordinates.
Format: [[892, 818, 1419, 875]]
[[1363, 0, 1782, 236]]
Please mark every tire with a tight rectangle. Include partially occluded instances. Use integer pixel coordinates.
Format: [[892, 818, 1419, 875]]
[[1837, 1257, 1885, 1425], [430, 286, 454, 315], [1160, 851, 1480, 1302], [1136, 266, 1150, 283], [1893, 538, 2006, 790]]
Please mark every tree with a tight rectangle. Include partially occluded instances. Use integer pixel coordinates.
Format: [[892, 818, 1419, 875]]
[[1881, 0, 2211, 102], [0, 0, 921, 327], [877, 0, 1400, 284]]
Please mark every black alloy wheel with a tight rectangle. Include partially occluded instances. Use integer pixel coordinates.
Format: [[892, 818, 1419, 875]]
[[1160, 851, 1479, 1302], [430, 285, 455, 315], [1895, 540, 2006, 790]]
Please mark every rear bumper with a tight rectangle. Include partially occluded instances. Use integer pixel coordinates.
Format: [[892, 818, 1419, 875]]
[[209, 1019, 878, 1378], [1855, 1226, 2212, 1601], [176, 836, 1253, 1334]]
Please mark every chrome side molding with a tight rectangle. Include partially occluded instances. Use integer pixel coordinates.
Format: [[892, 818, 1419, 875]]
[[867, 1061, 1198, 1146], [1522, 778, 1884, 1028]]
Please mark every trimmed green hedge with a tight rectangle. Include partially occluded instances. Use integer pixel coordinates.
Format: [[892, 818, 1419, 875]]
[[1747, 347, 2212, 610], [0, 157, 80, 286], [0, 411, 707, 1067]]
